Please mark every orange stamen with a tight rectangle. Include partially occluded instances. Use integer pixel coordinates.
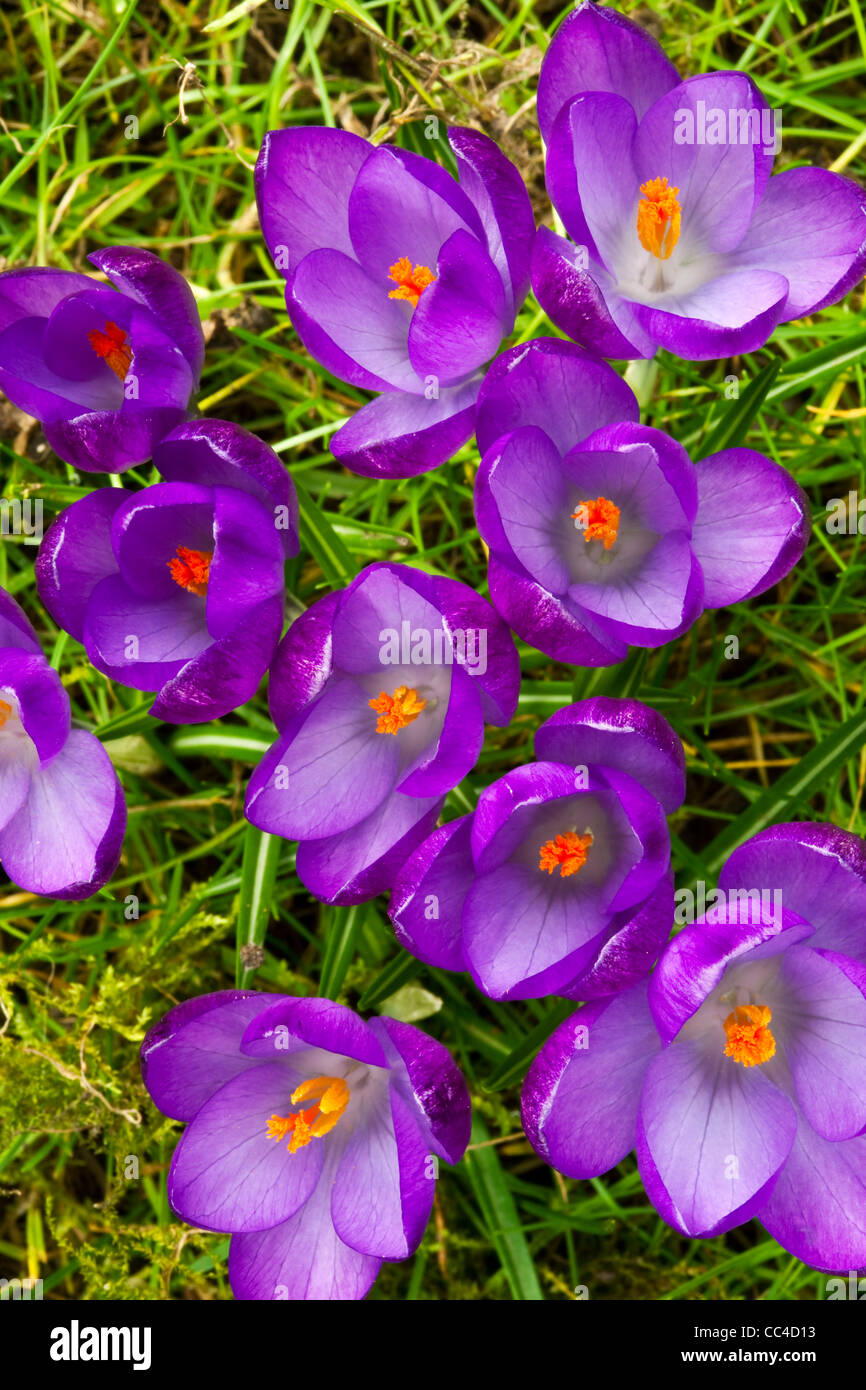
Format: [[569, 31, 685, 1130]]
[[723, 1004, 776, 1068], [387, 256, 436, 308], [167, 545, 212, 597], [267, 1075, 350, 1154], [636, 176, 682, 260], [87, 319, 133, 380], [539, 830, 594, 878], [572, 496, 620, 549], [0, 698, 12, 729], [369, 684, 427, 734]]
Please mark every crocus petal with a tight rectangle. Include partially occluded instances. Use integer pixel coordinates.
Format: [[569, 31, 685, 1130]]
[[207, 486, 286, 639], [426, 571, 520, 727], [240, 996, 388, 1068], [0, 650, 70, 762], [476, 335, 640, 457], [408, 229, 508, 383], [568, 528, 699, 641], [35, 486, 131, 641], [522, 980, 659, 1177], [267, 592, 340, 733], [531, 227, 656, 360], [141, 991, 284, 1122], [0, 741, 32, 833], [255, 127, 371, 277], [0, 589, 41, 653], [110, 481, 214, 602], [388, 814, 473, 972], [537, 0, 678, 141], [150, 595, 283, 724], [546, 92, 639, 267], [637, 1038, 797, 1237], [0, 729, 125, 899], [83, 573, 211, 690], [534, 697, 686, 814], [167, 1062, 322, 1233], [448, 125, 535, 316], [43, 405, 188, 475], [576, 868, 676, 999], [759, 1116, 866, 1272], [89, 245, 205, 384], [397, 662, 483, 799], [0, 266, 90, 332], [369, 1015, 472, 1165], [632, 267, 789, 360], [488, 553, 627, 667], [294, 787, 443, 906], [691, 447, 810, 607], [331, 1088, 433, 1260], [736, 166, 866, 318], [330, 377, 479, 480], [776, 945, 866, 1142], [476, 425, 575, 596]]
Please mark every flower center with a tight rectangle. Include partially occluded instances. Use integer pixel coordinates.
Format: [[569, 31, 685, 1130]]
[[87, 319, 133, 380], [167, 545, 212, 596], [572, 496, 620, 549], [369, 684, 427, 734], [636, 177, 681, 260], [723, 1004, 776, 1067], [267, 1075, 350, 1154], [539, 830, 593, 878], [387, 256, 436, 308], [0, 697, 12, 730]]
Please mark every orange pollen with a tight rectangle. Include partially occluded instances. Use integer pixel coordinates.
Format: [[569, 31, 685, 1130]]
[[369, 684, 427, 735], [573, 496, 620, 549], [636, 176, 682, 260], [267, 1075, 350, 1154], [167, 545, 212, 596], [723, 1004, 776, 1068], [87, 319, 133, 380], [0, 698, 12, 730], [387, 256, 436, 308], [539, 830, 594, 878]]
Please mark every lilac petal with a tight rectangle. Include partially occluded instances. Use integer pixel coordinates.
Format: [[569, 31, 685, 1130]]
[[0, 739, 33, 833], [691, 447, 810, 607], [330, 377, 479, 480], [577, 868, 675, 999], [738, 166, 866, 318], [330, 562, 443, 675], [776, 945, 866, 1142], [397, 663, 483, 799], [522, 981, 658, 1177], [0, 650, 70, 762], [43, 405, 188, 475], [531, 227, 655, 360], [331, 1088, 433, 1260], [408, 229, 507, 383], [0, 266, 89, 332], [240, 996, 388, 1068], [447, 125, 535, 317], [0, 589, 41, 653], [637, 1039, 797, 1237], [388, 814, 473, 971], [369, 1015, 471, 1165], [347, 144, 475, 284], [155, 418, 299, 556], [287, 248, 415, 392], [229, 1152, 382, 1300], [476, 335, 639, 458], [294, 788, 443, 906], [255, 127, 371, 278], [488, 553, 627, 666], [579, 420, 699, 525], [718, 822, 866, 967], [207, 486, 286, 640], [35, 487, 131, 641], [110, 482, 214, 602], [141, 991, 284, 1121], [632, 268, 789, 360], [634, 73, 775, 254], [167, 1062, 322, 1232], [0, 314, 121, 419], [83, 573, 211, 690], [244, 678, 399, 841], [534, 697, 686, 814], [426, 571, 520, 727], [759, 1116, 866, 1271], [267, 593, 340, 732], [477, 425, 574, 595], [0, 729, 125, 899], [150, 594, 283, 724], [89, 245, 205, 383], [568, 528, 698, 640], [546, 92, 639, 267], [537, 0, 678, 142]]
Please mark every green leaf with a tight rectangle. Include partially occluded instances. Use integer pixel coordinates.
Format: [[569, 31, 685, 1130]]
[[358, 951, 422, 1011], [483, 1000, 574, 1092], [462, 1116, 544, 1300], [172, 727, 271, 761], [318, 904, 365, 1000], [699, 359, 781, 456], [295, 481, 357, 586], [236, 828, 282, 988]]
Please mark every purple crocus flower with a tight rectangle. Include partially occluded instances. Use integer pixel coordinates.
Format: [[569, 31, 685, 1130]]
[[244, 561, 519, 905], [0, 247, 204, 471], [0, 587, 125, 898], [474, 339, 809, 664], [35, 418, 298, 724], [532, 2, 866, 360], [389, 697, 683, 1001], [523, 822, 866, 1271], [255, 125, 535, 478], [141, 991, 471, 1300]]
